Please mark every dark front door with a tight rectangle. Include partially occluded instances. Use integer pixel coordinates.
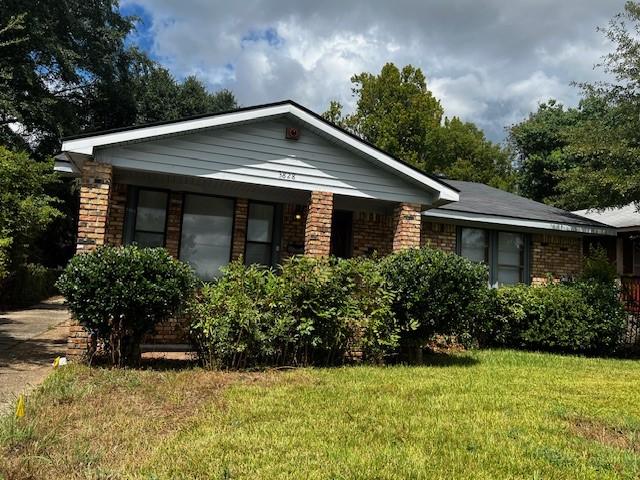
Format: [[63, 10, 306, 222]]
[[331, 210, 353, 258]]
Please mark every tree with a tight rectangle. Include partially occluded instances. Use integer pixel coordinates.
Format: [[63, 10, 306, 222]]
[[508, 100, 581, 204], [323, 63, 514, 190], [430, 117, 515, 190], [134, 68, 238, 124], [0, 147, 61, 280], [0, 0, 140, 157], [551, 1, 640, 209]]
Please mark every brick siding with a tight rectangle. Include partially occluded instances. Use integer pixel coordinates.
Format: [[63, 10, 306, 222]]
[[352, 211, 393, 257], [281, 203, 307, 260], [231, 198, 249, 261], [105, 183, 127, 247], [421, 220, 457, 253], [531, 234, 583, 284], [165, 192, 183, 258]]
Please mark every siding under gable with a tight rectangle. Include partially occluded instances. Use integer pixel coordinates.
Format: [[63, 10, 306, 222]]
[[95, 118, 435, 205]]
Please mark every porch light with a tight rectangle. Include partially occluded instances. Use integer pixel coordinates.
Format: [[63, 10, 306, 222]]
[[294, 206, 304, 221]]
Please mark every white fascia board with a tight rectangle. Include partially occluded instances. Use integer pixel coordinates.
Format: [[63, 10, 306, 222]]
[[422, 209, 617, 236], [61, 104, 291, 155], [60, 102, 459, 204]]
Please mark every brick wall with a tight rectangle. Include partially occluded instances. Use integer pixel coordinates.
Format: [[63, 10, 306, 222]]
[[231, 198, 249, 261], [421, 220, 457, 253], [165, 192, 183, 258], [531, 234, 583, 284], [352, 211, 393, 257], [392, 203, 422, 251], [105, 183, 127, 247], [304, 191, 333, 257], [281, 203, 307, 260]]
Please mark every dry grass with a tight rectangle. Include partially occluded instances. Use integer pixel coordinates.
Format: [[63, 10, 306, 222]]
[[0, 363, 272, 479], [1, 350, 640, 479]]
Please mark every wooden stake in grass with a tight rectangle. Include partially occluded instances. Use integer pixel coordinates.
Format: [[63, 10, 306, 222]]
[[15, 394, 25, 418]]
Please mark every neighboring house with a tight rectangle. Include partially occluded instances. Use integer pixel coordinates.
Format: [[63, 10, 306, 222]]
[[54, 100, 614, 354], [573, 204, 640, 277]]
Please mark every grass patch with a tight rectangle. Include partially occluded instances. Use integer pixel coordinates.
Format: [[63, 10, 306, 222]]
[[2, 350, 640, 479]]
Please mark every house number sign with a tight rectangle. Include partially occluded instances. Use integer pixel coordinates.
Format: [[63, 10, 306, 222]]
[[279, 171, 296, 180]]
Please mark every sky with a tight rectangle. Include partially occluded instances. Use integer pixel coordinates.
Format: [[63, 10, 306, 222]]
[[120, 0, 625, 142]]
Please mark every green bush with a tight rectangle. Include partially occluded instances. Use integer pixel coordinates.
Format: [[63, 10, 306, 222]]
[[381, 247, 489, 352], [189, 256, 398, 369], [56, 245, 197, 366], [0, 263, 60, 308], [485, 280, 626, 354]]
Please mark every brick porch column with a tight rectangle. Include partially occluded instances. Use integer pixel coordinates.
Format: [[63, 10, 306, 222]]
[[304, 191, 333, 257], [231, 198, 249, 261], [76, 160, 113, 252], [392, 202, 422, 251], [69, 160, 113, 360]]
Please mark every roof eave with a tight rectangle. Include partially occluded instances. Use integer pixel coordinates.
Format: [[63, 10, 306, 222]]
[[421, 209, 617, 236]]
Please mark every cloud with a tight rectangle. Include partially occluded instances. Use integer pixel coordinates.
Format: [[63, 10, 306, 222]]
[[120, 0, 624, 141]]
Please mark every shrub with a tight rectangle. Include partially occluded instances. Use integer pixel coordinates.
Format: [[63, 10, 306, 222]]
[[0, 263, 60, 308], [189, 261, 272, 369], [56, 245, 197, 366], [188, 256, 398, 369], [581, 246, 617, 284], [485, 280, 626, 354], [380, 247, 489, 353]]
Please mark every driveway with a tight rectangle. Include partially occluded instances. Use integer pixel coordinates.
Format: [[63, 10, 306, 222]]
[[0, 297, 69, 411]]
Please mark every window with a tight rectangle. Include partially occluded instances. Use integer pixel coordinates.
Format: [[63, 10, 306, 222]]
[[180, 194, 234, 281], [124, 188, 168, 248], [458, 227, 530, 286], [245, 202, 275, 266], [497, 232, 525, 285], [460, 228, 488, 264]]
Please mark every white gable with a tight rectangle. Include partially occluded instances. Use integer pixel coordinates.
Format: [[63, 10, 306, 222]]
[[60, 101, 459, 206]]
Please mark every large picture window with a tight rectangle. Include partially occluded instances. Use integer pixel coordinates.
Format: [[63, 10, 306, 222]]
[[124, 188, 168, 248], [245, 202, 275, 266], [458, 227, 530, 286], [180, 194, 234, 281]]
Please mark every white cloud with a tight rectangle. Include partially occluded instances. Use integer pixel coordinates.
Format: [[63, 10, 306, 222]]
[[122, 0, 625, 140]]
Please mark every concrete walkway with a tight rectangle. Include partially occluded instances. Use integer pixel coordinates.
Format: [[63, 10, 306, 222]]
[[0, 297, 69, 411]]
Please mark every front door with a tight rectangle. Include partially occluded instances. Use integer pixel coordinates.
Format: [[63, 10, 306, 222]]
[[331, 210, 353, 258]]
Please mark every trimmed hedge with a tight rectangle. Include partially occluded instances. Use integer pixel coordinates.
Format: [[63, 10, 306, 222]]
[[381, 247, 489, 349], [57, 245, 197, 366], [484, 279, 626, 354]]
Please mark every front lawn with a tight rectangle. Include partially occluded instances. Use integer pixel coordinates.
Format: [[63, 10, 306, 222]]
[[2, 350, 640, 479]]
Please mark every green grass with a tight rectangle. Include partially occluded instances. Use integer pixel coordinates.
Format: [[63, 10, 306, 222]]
[[2, 350, 640, 479]]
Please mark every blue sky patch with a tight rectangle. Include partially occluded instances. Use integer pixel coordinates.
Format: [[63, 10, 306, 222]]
[[241, 27, 284, 49], [121, 2, 157, 59]]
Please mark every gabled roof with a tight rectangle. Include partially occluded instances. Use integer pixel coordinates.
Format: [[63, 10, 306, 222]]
[[59, 100, 459, 204], [423, 180, 615, 236], [573, 204, 640, 231]]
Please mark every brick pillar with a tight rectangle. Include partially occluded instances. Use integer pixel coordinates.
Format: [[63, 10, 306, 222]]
[[69, 160, 113, 360], [165, 192, 183, 258], [393, 202, 422, 251], [76, 160, 113, 252], [231, 198, 249, 261], [304, 191, 333, 257]]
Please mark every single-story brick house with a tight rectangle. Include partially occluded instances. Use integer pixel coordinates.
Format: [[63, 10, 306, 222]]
[[55, 100, 614, 355]]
